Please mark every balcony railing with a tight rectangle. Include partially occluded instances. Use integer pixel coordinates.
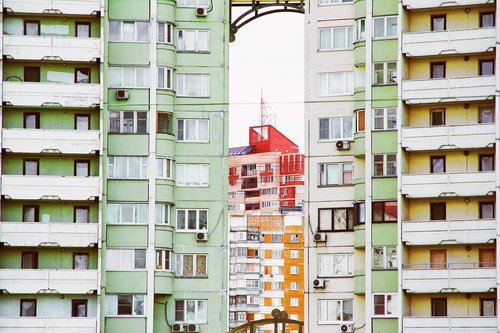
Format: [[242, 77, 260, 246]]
[[403, 0, 494, 9], [0, 222, 98, 247], [0, 317, 97, 333], [403, 316, 497, 333], [3, 0, 101, 15]]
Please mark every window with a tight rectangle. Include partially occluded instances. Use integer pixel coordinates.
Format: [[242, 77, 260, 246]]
[[431, 15, 446, 31], [290, 266, 299, 274], [431, 62, 446, 79], [156, 158, 174, 179], [480, 154, 494, 171], [356, 19, 365, 41], [481, 298, 496, 316], [156, 204, 171, 224], [479, 107, 494, 123], [319, 72, 354, 96], [373, 63, 397, 85], [158, 67, 174, 89], [290, 282, 299, 290], [24, 66, 40, 82], [372, 201, 397, 223], [479, 248, 496, 268], [373, 294, 397, 316], [23, 159, 39, 175], [176, 74, 210, 97], [319, 208, 354, 231], [318, 299, 353, 323], [156, 249, 171, 270], [175, 254, 208, 277], [271, 282, 282, 290], [23, 205, 39, 222], [106, 294, 145, 316], [271, 234, 283, 243], [109, 111, 148, 134], [480, 60, 494, 76], [158, 22, 174, 44], [319, 27, 353, 50], [75, 68, 90, 83], [177, 0, 209, 7], [176, 164, 209, 187], [107, 156, 148, 179], [290, 250, 299, 258], [75, 114, 90, 130], [109, 21, 149, 42], [373, 246, 397, 269], [318, 253, 353, 277], [319, 117, 353, 140], [24, 20, 40, 36], [373, 154, 396, 176], [158, 112, 173, 134], [24, 112, 40, 129], [319, 163, 353, 186], [356, 110, 365, 132], [430, 156, 446, 173], [107, 249, 146, 270], [76, 22, 91, 38], [373, 108, 397, 130], [319, 0, 354, 5], [290, 234, 299, 243], [177, 119, 209, 142], [73, 253, 89, 269], [109, 67, 148, 88], [20, 300, 36, 317], [480, 12, 495, 28], [430, 108, 445, 126], [374, 16, 397, 38], [107, 203, 148, 224], [22, 252, 38, 269], [430, 249, 447, 269], [178, 29, 210, 52], [290, 298, 299, 307], [430, 202, 446, 220], [72, 300, 88, 317], [176, 209, 208, 231], [74, 160, 90, 177], [354, 202, 366, 225], [479, 202, 495, 219], [74, 206, 89, 223], [431, 298, 447, 317], [175, 300, 208, 323]]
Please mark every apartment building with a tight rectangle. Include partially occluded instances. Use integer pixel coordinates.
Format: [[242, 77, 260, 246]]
[[305, 0, 498, 333], [0, 1, 229, 333]]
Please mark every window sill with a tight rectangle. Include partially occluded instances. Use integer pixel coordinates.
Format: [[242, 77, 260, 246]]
[[317, 184, 354, 188], [372, 129, 397, 132], [177, 50, 211, 54], [372, 175, 397, 179], [175, 276, 208, 279], [318, 138, 353, 143], [318, 47, 354, 52]]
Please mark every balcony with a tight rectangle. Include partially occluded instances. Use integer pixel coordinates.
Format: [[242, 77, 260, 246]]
[[403, 264, 496, 293], [402, 76, 495, 104], [3, 129, 100, 154], [403, 0, 494, 10], [0, 223, 98, 247], [403, 28, 495, 57], [3, 82, 101, 108], [0, 269, 98, 294], [229, 303, 260, 312], [0, 317, 97, 333], [2, 175, 100, 201], [3, 0, 101, 15], [402, 124, 495, 151], [401, 172, 495, 198], [402, 219, 496, 245], [403, 316, 497, 333]]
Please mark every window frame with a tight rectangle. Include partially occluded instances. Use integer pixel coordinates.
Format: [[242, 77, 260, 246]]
[[318, 162, 353, 187], [373, 16, 397, 39], [176, 208, 208, 232], [431, 14, 446, 31], [480, 298, 497, 316], [318, 0, 354, 6], [479, 59, 495, 76], [430, 108, 446, 126], [156, 249, 172, 271], [157, 67, 174, 90], [430, 202, 446, 221], [174, 299, 208, 323], [479, 107, 494, 124], [373, 293, 398, 317], [23, 159, 39, 176], [74, 160, 90, 177], [177, 0, 210, 8], [107, 156, 148, 179], [176, 163, 210, 187], [23, 205, 39, 223], [177, 29, 211, 53], [318, 117, 354, 141], [157, 21, 174, 44], [106, 248, 147, 270], [430, 62, 446, 79], [431, 298, 448, 317], [74, 206, 90, 223], [479, 202, 495, 219], [177, 118, 210, 142], [373, 62, 397, 85], [430, 155, 446, 173], [317, 299, 354, 324], [175, 253, 208, 278], [480, 12, 495, 28], [23, 112, 40, 129], [108, 21, 150, 42], [24, 66, 41, 82], [372, 201, 397, 223], [319, 71, 354, 96], [106, 294, 146, 316], [72, 299, 88, 317], [75, 113, 91, 130], [75, 22, 91, 38], [21, 251, 38, 269], [318, 208, 354, 232], [372, 246, 397, 270], [318, 253, 354, 277], [318, 26, 354, 51], [156, 157, 174, 179], [479, 154, 495, 172], [20, 299, 37, 317], [108, 66, 149, 88], [74, 68, 91, 84], [106, 203, 149, 224], [176, 73, 210, 98], [109, 111, 148, 134], [373, 108, 397, 130], [373, 154, 396, 177], [73, 252, 89, 269], [24, 20, 40, 36]]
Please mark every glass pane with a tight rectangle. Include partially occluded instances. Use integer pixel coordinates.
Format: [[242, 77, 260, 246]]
[[177, 210, 186, 229], [75, 208, 89, 223], [387, 17, 397, 36], [24, 161, 38, 175], [186, 119, 196, 140], [333, 28, 346, 48], [186, 300, 196, 322], [319, 29, 332, 49], [76, 162, 89, 177], [373, 295, 385, 315], [123, 67, 135, 87], [23, 207, 35, 222], [343, 117, 353, 138], [136, 22, 149, 41], [109, 22, 120, 40], [183, 255, 194, 276], [134, 249, 146, 269], [122, 22, 135, 41], [133, 295, 145, 315], [75, 254, 88, 269], [199, 210, 208, 230], [76, 69, 90, 83], [25, 114, 38, 129], [188, 210, 197, 229], [326, 164, 339, 185], [198, 120, 209, 140], [117, 295, 133, 315], [319, 209, 332, 231], [196, 255, 207, 276], [198, 31, 209, 51], [21, 301, 36, 316], [479, 108, 494, 123], [374, 18, 385, 37], [76, 116, 89, 130], [330, 118, 341, 139], [319, 119, 330, 140], [107, 204, 120, 224], [384, 202, 397, 221], [26, 22, 39, 36], [197, 301, 207, 322], [333, 209, 347, 230]]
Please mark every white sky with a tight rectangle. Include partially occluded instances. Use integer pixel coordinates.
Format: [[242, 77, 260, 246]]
[[229, 13, 305, 151]]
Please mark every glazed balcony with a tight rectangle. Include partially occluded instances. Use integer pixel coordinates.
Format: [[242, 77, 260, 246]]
[[0, 317, 97, 333], [2, 175, 100, 201], [3, 35, 101, 62], [3, 82, 101, 108], [403, 0, 494, 10], [403, 316, 497, 333], [403, 28, 495, 57], [401, 172, 495, 198], [3, 0, 100, 15], [401, 124, 495, 151], [229, 303, 260, 312], [403, 263, 496, 293], [402, 76, 495, 104], [0, 222, 98, 247], [2, 129, 100, 154], [402, 219, 496, 245], [0, 269, 98, 294]]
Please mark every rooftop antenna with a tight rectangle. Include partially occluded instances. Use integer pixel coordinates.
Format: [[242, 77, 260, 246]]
[[259, 88, 276, 127]]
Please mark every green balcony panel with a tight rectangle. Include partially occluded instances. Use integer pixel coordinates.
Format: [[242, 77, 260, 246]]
[[372, 177, 397, 200], [354, 88, 365, 110], [106, 225, 148, 247], [354, 41, 366, 66], [372, 39, 397, 63], [105, 271, 147, 293], [354, 132, 365, 157], [372, 85, 398, 109], [354, 271, 365, 295], [155, 225, 174, 248], [108, 135, 149, 156], [372, 318, 398, 333], [372, 223, 397, 246], [157, 90, 175, 110], [108, 0, 149, 19], [108, 43, 150, 65], [155, 180, 175, 203], [157, 0, 176, 20], [105, 317, 147, 333], [154, 272, 174, 294], [355, 0, 366, 18], [354, 225, 366, 249], [354, 178, 365, 201], [107, 180, 148, 201], [108, 89, 149, 111], [372, 270, 398, 293], [157, 134, 175, 157], [373, 0, 398, 16], [371, 131, 397, 154]]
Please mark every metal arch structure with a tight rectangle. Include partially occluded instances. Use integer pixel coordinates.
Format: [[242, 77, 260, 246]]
[[230, 0, 305, 42], [229, 309, 304, 333]]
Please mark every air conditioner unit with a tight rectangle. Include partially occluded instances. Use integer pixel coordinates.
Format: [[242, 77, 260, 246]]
[[341, 323, 353, 333], [269, 274, 274, 278], [196, 7, 207, 17], [313, 278, 326, 289], [187, 324, 200, 332], [196, 232, 208, 242], [313, 233, 327, 243], [172, 323, 185, 332], [259, 273, 264, 277], [116, 89, 129, 100], [336, 140, 350, 150]]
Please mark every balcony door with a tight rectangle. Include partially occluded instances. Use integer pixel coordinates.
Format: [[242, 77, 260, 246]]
[[479, 249, 496, 268], [430, 250, 447, 269], [431, 298, 447, 317]]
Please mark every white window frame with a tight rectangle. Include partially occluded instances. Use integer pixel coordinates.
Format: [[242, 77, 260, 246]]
[[157, 22, 174, 44], [373, 246, 397, 269], [177, 29, 210, 53], [109, 111, 148, 134], [319, 117, 354, 141], [175, 253, 208, 277], [156, 249, 172, 271], [176, 209, 208, 232], [373, 108, 397, 130], [177, 0, 209, 8], [108, 66, 149, 88], [107, 203, 148, 224], [290, 282, 299, 290], [319, 0, 354, 5], [319, 26, 354, 50], [108, 156, 148, 179], [155, 203, 171, 224], [290, 266, 299, 274], [109, 21, 149, 42], [373, 154, 397, 177], [356, 19, 365, 41], [373, 16, 397, 39], [290, 298, 299, 307], [105, 294, 146, 316], [319, 72, 354, 96], [106, 248, 146, 270], [317, 299, 354, 324], [176, 73, 210, 97], [176, 163, 209, 187], [318, 162, 353, 186], [157, 67, 174, 90], [290, 250, 299, 259], [373, 62, 397, 85], [177, 119, 210, 142], [156, 158, 174, 179], [373, 294, 398, 317], [318, 253, 354, 277]]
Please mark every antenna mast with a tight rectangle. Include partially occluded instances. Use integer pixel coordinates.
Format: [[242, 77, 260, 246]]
[[259, 88, 276, 127]]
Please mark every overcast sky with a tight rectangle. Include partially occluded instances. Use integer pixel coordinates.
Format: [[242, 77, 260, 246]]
[[229, 13, 304, 151]]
